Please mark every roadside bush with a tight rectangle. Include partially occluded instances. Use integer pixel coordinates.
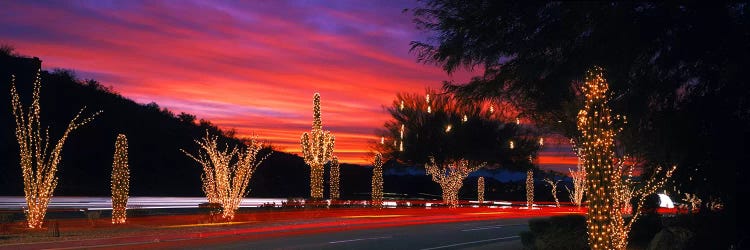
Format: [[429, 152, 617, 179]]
[[520, 215, 588, 250]]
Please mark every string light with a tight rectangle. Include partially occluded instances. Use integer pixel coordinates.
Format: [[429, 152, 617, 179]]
[[477, 177, 485, 205], [182, 132, 269, 220], [515, 117, 520, 125], [462, 115, 468, 122], [400, 124, 404, 140], [427, 105, 432, 113], [566, 162, 586, 208], [577, 67, 676, 249], [509, 140, 515, 149], [10, 70, 101, 228], [425, 157, 486, 207], [371, 153, 383, 208], [526, 169, 534, 209], [111, 134, 129, 224], [380, 136, 384, 144], [445, 124, 452, 133], [538, 137, 544, 146], [300, 93, 335, 199], [329, 156, 340, 200], [489, 105, 494, 113], [400, 100, 404, 111], [543, 178, 561, 207]]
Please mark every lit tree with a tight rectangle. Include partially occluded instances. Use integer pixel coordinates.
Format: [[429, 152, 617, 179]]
[[566, 162, 586, 208], [425, 157, 486, 207], [111, 134, 130, 224], [10, 70, 100, 229], [477, 177, 485, 205], [526, 169, 534, 209], [543, 178, 561, 207], [329, 156, 340, 200], [182, 132, 269, 220], [300, 93, 335, 199], [577, 67, 676, 249], [377, 89, 538, 207], [371, 153, 384, 208]]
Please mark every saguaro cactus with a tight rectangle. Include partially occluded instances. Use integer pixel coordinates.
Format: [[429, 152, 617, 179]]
[[425, 157, 485, 207], [526, 169, 534, 209], [477, 177, 485, 205], [111, 134, 130, 224], [301, 93, 335, 199], [329, 156, 340, 200], [371, 153, 384, 207]]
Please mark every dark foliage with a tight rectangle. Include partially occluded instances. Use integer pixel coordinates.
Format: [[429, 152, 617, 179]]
[[520, 215, 588, 250], [410, 2, 746, 242]]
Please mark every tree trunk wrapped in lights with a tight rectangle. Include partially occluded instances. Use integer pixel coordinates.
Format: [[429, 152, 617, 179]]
[[111, 134, 130, 224], [371, 153, 384, 208], [543, 178, 561, 207], [425, 157, 485, 207], [329, 156, 340, 200], [300, 93, 335, 199], [477, 177, 485, 205], [10, 70, 100, 229], [578, 67, 676, 250], [183, 133, 269, 220], [526, 169, 534, 209]]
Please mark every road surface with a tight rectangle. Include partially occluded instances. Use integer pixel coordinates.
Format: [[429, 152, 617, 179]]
[[111, 217, 531, 249]]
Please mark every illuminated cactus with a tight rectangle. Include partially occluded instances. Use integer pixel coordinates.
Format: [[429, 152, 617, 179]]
[[543, 178, 560, 207], [477, 177, 485, 205], [301, 93, 335, 199], [371, 153, 384, 207], [329, 156, 340, 200], [10, 70, 100, 228], [526, 169, 534, 209], [577, 67, 675, 249], [111, 134, 130, 224]]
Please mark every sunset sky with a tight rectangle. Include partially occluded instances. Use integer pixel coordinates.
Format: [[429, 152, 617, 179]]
[[1, 1, 576, 170]]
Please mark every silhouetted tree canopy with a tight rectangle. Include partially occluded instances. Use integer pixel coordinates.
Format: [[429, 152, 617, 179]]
[[376, 89, 538, 170], [410, 1, 748, 206]]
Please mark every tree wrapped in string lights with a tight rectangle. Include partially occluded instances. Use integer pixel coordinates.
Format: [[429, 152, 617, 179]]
[[577, 67, 676, 249], [371, 153, 384, 208], [182, 132, 269, 220], [377, 89, 538, 207], [300, 93, 335, 199], [425, 157, 486, 207], [10, 70, 100, 229], [111, 134, 130, 224], [566, 165, 586, 208], [477, 177, 485, 205], [329, 156, 340, 200], [543, 178, 561, 207], [526, 169, 534, 209]]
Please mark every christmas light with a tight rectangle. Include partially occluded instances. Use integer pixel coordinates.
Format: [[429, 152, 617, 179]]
[[509, 140, 515, 149], [515, 117, 520, 125], [462, 115, 468, 122], [489, 105, 494, 113], [425, 157, 485, 207], [380, 136, 384, 144], [111, 134, 129, 224], [182, 133, 269, 220], [526, 169, 534, 209], [371, 153, 384, 208], [300, 93, 335, 199], [477, 177, 485, 205], [543, 178, 561, 207], [538, 137, 544, 146], [445, 124, 452, 133], [400, 100, 404, 111], [10, 70, 100, 228], [577, 67, 676, 249], [329, 156, 340, 200]]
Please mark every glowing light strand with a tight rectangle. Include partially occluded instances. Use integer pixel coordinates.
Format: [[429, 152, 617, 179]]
[[111, 134, 129, 224], [526, 169, 534, 209], [300, 93, 335, 199], [10, 70, 101, 228]]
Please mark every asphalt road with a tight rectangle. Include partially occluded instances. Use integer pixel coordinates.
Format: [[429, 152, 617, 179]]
[[182, 217, 530, 250]]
